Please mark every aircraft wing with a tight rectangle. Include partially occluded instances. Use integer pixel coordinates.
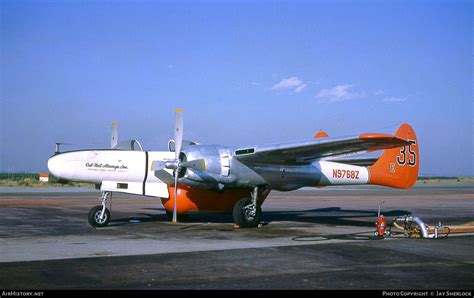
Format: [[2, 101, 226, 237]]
[[233, 133, 409, 165], [329, 157, 379, 167]]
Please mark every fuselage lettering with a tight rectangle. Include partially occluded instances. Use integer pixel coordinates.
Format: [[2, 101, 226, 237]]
[[332, 169, 360, 179]]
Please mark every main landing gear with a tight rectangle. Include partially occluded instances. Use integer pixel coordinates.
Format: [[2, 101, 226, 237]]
[[88, 191, 112, 228], [233, 187, 262, 228]]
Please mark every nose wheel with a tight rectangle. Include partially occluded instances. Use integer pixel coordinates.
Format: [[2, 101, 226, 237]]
[[88, 191, 112, 228], [88, 205, 111, 227]]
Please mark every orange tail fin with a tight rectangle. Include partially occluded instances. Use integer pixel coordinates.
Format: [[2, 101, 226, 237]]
[[368, 123, 419, 189]]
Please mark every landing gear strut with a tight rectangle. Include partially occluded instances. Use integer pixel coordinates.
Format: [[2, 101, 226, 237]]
[[233, 187, 262, 228], [88, 191, 112, 228]]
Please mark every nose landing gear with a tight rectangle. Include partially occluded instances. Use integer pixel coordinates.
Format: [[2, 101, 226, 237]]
[[88, 191, 112, 228]]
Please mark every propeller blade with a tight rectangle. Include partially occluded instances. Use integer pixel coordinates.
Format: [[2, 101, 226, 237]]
[[111, 121, 118, 149], [150, 160, 167, 171], [180, 159, 206, 172], [172, 169, 179, 223], [174, 109, 184, 161], [153, 169, 174, 185], [170, 108, 184, 223]]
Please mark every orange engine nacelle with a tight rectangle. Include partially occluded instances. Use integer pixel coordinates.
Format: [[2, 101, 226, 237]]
[[161, 184, 270, 214]]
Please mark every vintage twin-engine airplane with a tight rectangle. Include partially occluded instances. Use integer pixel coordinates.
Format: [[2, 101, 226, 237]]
[[48, 109, 419, 228]]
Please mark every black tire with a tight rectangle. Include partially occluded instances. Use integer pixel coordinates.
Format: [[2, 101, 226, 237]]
[[88, 205, 110, 228], [233, 197, 262, 228]]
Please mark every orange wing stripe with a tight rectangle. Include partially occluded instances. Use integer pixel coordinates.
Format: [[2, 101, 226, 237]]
[[359, 133, 409, 152], [359, 133, 396, 140]]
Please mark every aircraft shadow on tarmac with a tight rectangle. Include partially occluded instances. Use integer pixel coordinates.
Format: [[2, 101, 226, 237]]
[[108, 207, 411, 228]]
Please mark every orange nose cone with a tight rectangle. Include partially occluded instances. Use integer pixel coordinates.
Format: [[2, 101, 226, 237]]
[[313, 129, 329, 139]]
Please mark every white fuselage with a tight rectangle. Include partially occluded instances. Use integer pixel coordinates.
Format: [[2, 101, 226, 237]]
[[48, 150, 174, 197], [48, 148, 370, 195]]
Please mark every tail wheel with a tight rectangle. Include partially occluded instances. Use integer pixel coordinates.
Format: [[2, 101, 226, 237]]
[[233, 197, 262, 228], [88, 205, 110, 228]]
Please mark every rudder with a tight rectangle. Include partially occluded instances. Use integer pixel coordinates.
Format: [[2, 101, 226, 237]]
[[368, 123, 419, 189]]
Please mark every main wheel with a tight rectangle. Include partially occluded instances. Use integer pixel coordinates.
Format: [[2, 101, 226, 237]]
[[88, 205, 110, 228], [233, 197, 262, 228]]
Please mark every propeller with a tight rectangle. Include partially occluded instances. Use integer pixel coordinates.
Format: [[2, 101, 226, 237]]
[[151, 109, 206, 223], [111, 121, 119, 149], [171, 109, 183, 222]]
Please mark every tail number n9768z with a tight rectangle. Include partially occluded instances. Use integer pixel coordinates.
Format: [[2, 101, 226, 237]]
[[332, 169, 360, 179]]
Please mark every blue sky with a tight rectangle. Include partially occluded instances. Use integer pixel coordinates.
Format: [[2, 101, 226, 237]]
[[1, 0, 472, 176]]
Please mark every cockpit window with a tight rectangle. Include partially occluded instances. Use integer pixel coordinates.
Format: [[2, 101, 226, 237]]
[[114, 140, 144, 151]]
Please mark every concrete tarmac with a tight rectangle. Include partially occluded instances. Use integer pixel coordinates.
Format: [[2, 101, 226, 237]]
[[0, 183, 473, 289]]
